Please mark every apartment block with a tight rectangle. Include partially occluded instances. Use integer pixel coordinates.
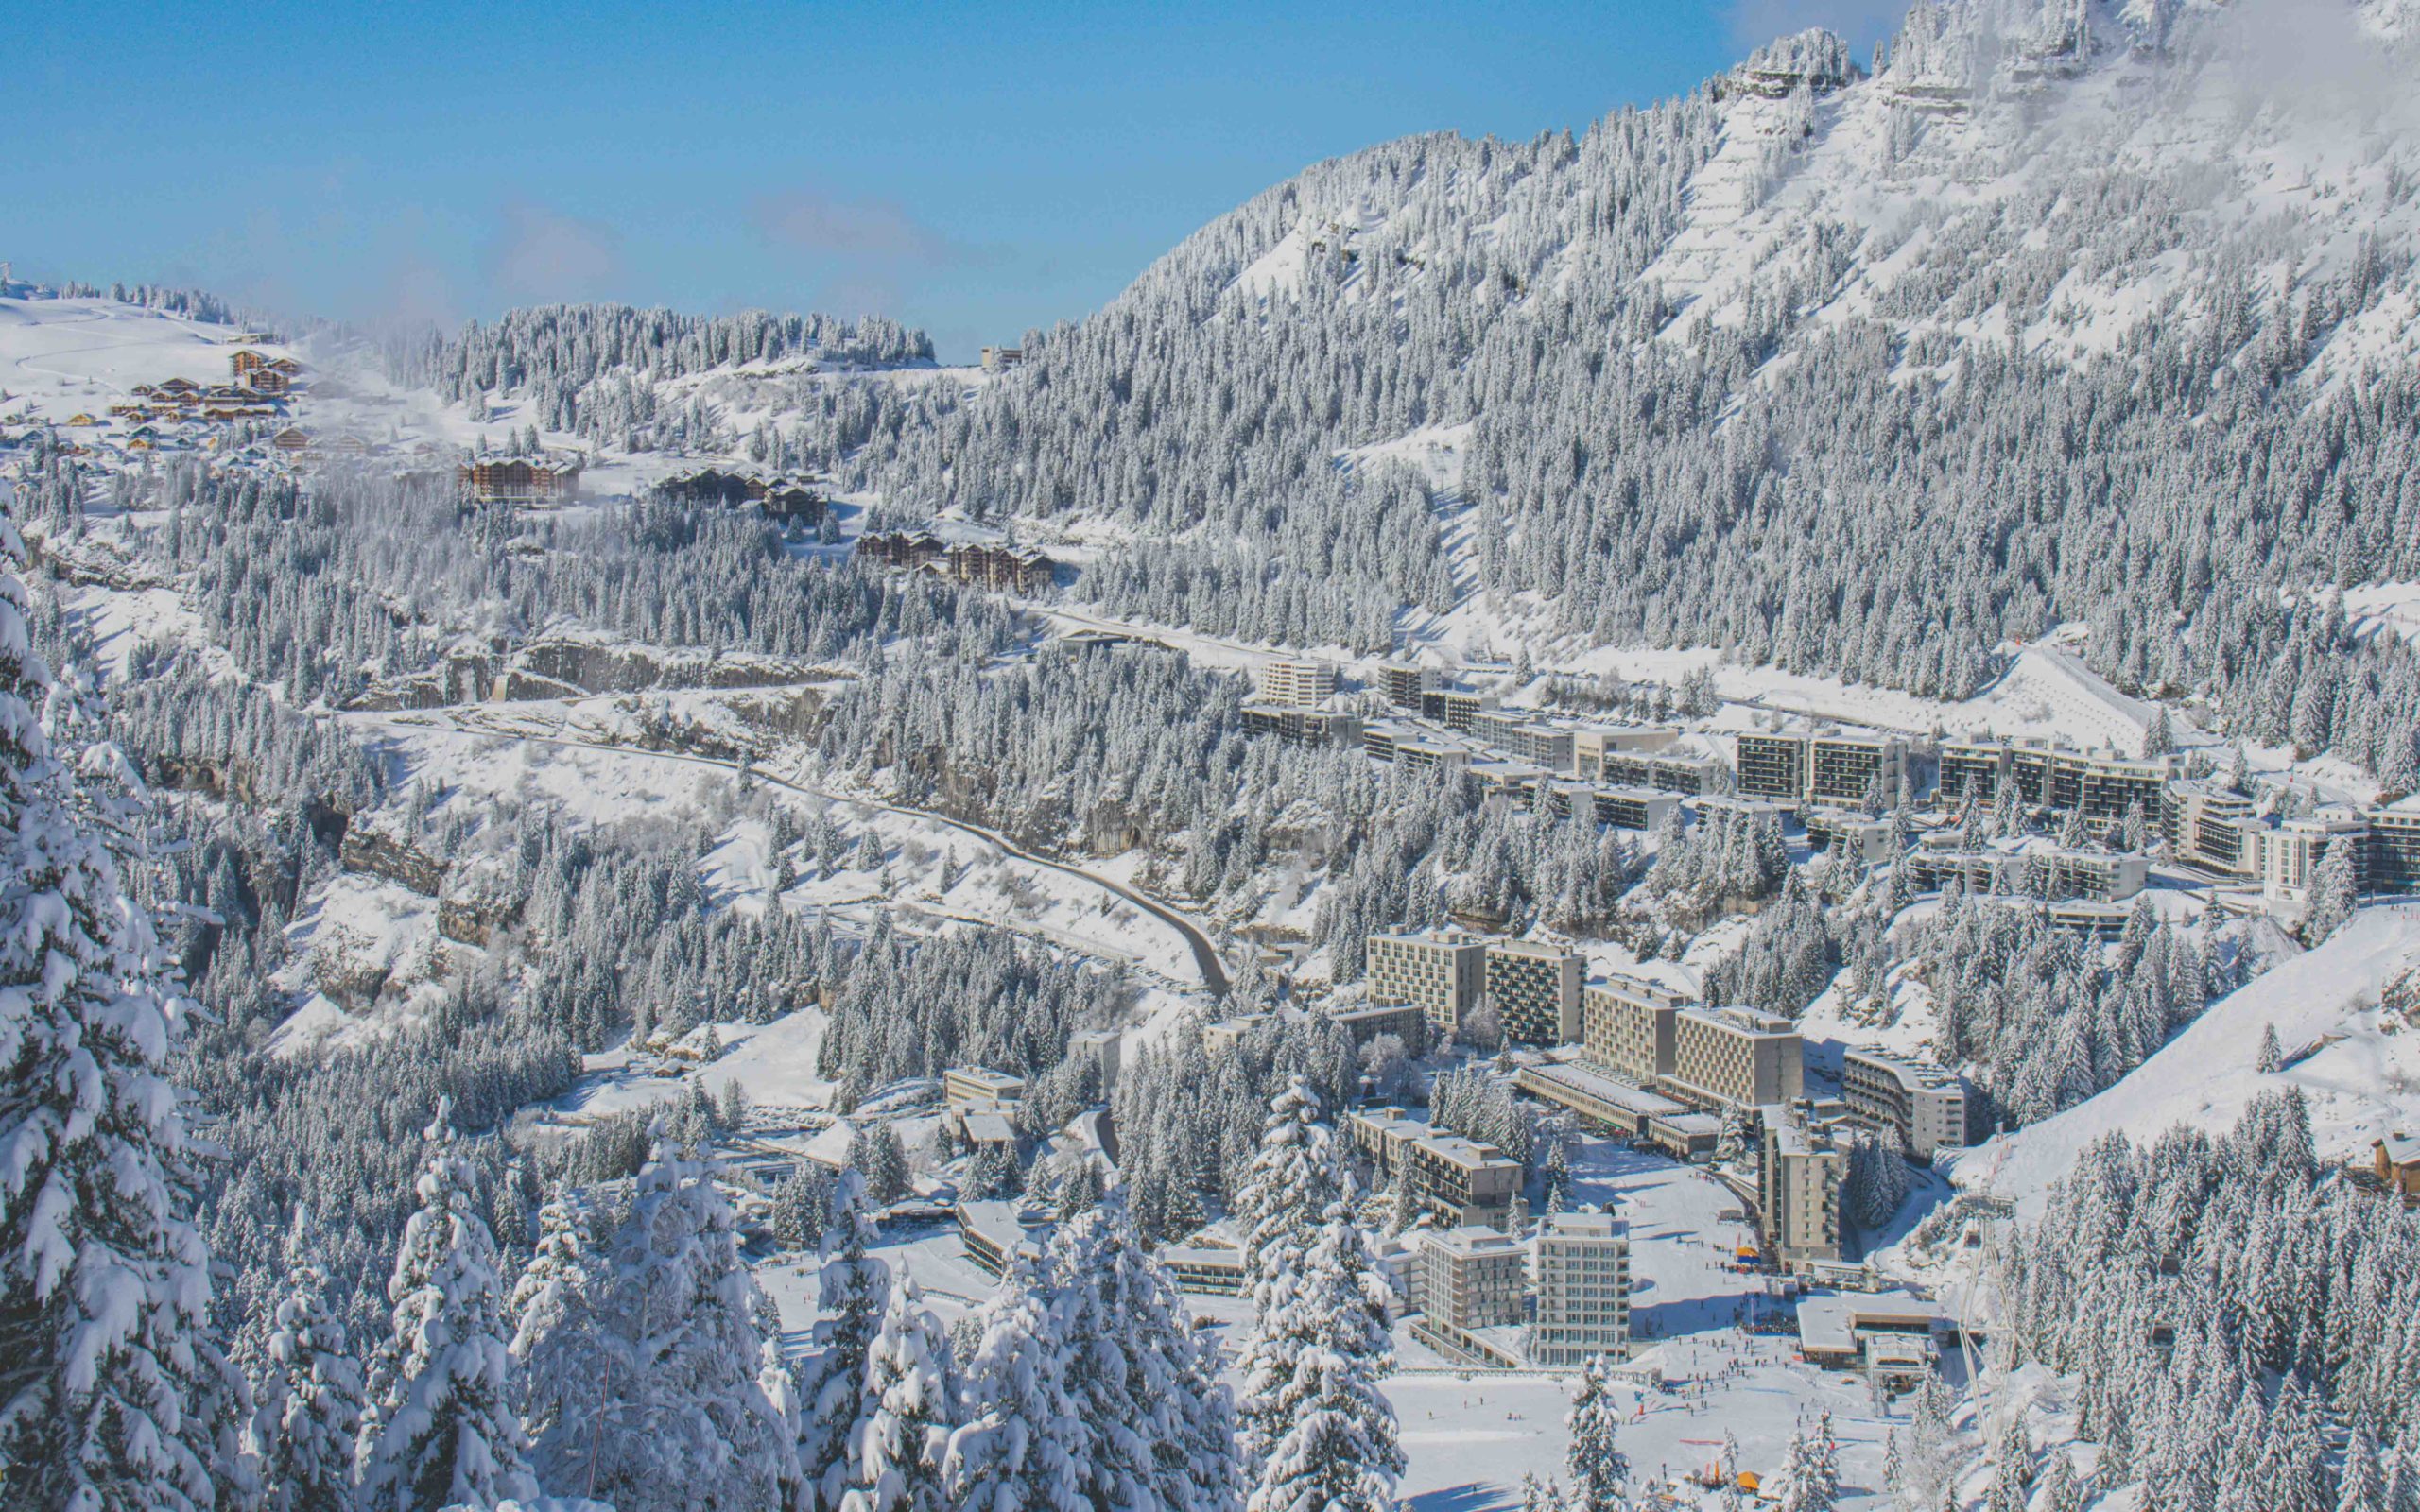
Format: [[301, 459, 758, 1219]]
[[1375, 661, 1443, 710], [1241, 703, 1361, 747], [1759, 1107, 1847, 1271], [1256, 660, 1339, 708], [943, 1066, 1027, 1111], [1345, 1106, 1427, 1179], [1366, 930, 1490, 1035], [2246, 810, 2370, 902], [1945, 739, 2174, 826], [1808, 732, 1909, 808], [1581, 973, 1688, 1086], [1395, 740, 1475, 779], [1325, 1001, 1427, 1050], [1667, 1008, 1805, 1110], [1405, 1132, 1524, 1229], [1486, 940, 1583, 1046], [2075, 752, 2176, 826], [1571, 725, 1677, 782], [1804, 808, 1897, 865], [1422, 687, 1495, 732], [1734, 731, 1807, 802], [2045, 849, 2149, 902], [2164, 780, 2257, 873], [1601, 749, 1727, 796], [1841, 1049, 1968, 1159], [2370, 807, 2420, 894], [1937, 739, 2008, 803], [1529, 1211, 1632, 1366], [1413, 1226, 1527, 1330]]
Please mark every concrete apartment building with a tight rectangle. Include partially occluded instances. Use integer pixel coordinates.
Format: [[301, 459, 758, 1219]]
[[2164, 780, 2258, 871], [1514, 1060, 1720, 1161], [1422, 687, 1495, 732], [1529, 1211, 1632, 1366], [1841, 1050, 1968, 1158], [1581, 973, 1687, 1086], [1256, 660, 1340, 708], [2372, 807, 2420, 894], [1325, 1001, 1427, 1050], [1943, 739, 2175, 826], [1405, 1133, 1525, 1229], [1414, 1227, 1527, 1330], [1667, 1008, 1805, 1111], [1759, 1106, 1847, 1271], [1367, 930, 1490, 1036], [1735, 729, 1909, 808], [943, 1066, 1027, 1111], [1804, 808, 1898, 865], [1409, 1226, 1530, 1367], [2248, 810, 2370, 902], [1241, 703, 1361, 747], [1601, 749, 1728, 796], [1374, 661, 1443, 710], [1571, 725, 1677, 782], [1486, 939, 1583, 1045]]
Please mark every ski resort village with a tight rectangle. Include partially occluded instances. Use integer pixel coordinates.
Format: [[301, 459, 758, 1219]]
[[12, 2, 2420, 1509]]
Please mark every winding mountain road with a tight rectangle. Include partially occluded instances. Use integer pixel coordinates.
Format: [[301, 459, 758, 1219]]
[[353, 707, 1232, 997]]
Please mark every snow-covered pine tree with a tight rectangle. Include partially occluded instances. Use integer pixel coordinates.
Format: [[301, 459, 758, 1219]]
[[0, 511, 243, 1512], [1773, 1412, 1841, 1512], [1232, 1077, 1344, 1461], [566, 1135, 798, 1512], [944, 1246, 1084, 1512], [1059, 1188, 1242, 1512], [800, 1168, 888, 1511], [1564, 1355, 1629, 1512], [1242, 1204, 1402, 1512], [355, 1098, 536, 1512], [2303, 836, 2360, 945], [835, 1275, 957, 1512], [256, 1249, 368, 1512]]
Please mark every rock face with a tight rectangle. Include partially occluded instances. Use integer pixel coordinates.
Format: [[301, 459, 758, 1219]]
[[347, 633, 825, 710], [339, 817, 444, 897]]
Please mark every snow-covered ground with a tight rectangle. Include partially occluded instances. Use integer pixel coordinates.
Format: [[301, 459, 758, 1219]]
[[1970, 902, 2420, 1216]]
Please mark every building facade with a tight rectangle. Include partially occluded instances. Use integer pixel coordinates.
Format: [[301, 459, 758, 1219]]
[[1758, 1107, 1846, 1271], [1486, 940, 1583, 1045], [1529, 1211, 1631, 1366], [1840, 1049, 1967, 1159], [1667, 1008, 1805, 1110], [1256, 660, 1340, 707], [1367, 931, 1490, 1035], [1404, 1133, 1524, 1229], [1581, 974, 1687, 1086]]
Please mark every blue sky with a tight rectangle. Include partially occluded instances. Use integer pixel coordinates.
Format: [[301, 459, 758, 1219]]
[[10, 1, 1905, 359]]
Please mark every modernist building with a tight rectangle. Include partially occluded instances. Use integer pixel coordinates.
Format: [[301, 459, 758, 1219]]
[[1374, 661, 1443, 710], [1404, 1133, 1524, 1229], [1581, 973, 1688, 1086], [1601, 750, 1727, 797], [943, 1066, 1028, 1111], [1486, 939, 1583, 1045], [1735, 729, 1909, 808], [2164, 780, 2257, 872], [1366, 931, 1491, 1035], [1667, 1008, 1805, 1110], [1325, 1001, 1427, 1050], [958, 1201, 1041, 1279], [1758, 1106, 1847, 1271], [1242, 703, 1361, 747], [1529, 1211, 1632, 1366], [1422, 687, 1495, 732], [1571, 725, 1677, 782], [1840, 1050, 1968, 1159], [2370, 806, 2420, 894], [1256, 660, 1340, 708], [1413, 1227, 1527, 1330], [1804, 809, 1898, 865], [2247, 810, 2370, 902]]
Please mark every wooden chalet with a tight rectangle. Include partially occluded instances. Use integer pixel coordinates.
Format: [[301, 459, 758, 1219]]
[[159, 377, 199, 395], [240, 369, 290, 397], [270, 427, 312, 454], [945, 540, 1052, 593], [230, 349, 268, 375]]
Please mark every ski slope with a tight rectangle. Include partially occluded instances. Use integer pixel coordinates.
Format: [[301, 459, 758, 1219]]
[[1972, 902, 2420, 1215]]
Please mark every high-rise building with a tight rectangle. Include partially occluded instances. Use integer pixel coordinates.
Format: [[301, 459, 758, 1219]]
[[1404, 1133, 1524, 1229], [1581, 973, 1688, 1086], [1667, 1008, 1805, 1110], [1840, 1050, 1967, 1158], [1734, 731, 1808, 802], [1374, 661, 1443, 710], [1759, 1106, 1847, 1271], [1255, 660, 1339, 707], [1485, 940, 1583, 1045], [2370, 806, 2420, 893], [1529, 1211, 1631, 1366], [1366, 931, 1490, 1036], [1413, 1227, 1527, 1331]]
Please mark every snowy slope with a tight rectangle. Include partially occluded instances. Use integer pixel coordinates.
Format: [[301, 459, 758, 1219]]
[[1971, 902, 2420, 1214]]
